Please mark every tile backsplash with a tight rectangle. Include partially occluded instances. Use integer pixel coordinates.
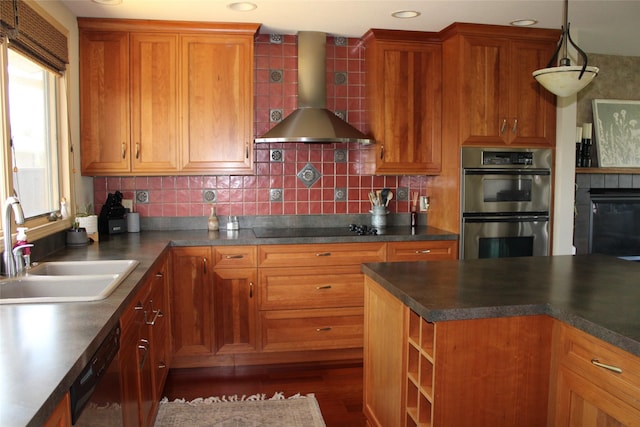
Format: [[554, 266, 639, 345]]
[[93, 34, 428, 218]]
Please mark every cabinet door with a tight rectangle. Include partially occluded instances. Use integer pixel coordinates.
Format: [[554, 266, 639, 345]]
[[147, 253, 171, 402], [80, 31, 130, 174], [213, 267, 258, 354], [366, 38, 442, 175], [507, 39, 557, 147], [459, 35, 510, 146], [180, 34, 254, 174], [130, 33, 179, 173], [555, 367, 640, 426], [363, 277, 405, 427], [170, 247, 214, 359]]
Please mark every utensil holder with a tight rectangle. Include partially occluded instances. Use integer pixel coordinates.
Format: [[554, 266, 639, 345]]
[[371, 206, 389, 229]]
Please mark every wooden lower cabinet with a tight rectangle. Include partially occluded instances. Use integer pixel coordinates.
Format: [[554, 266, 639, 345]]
[[549, 322, 640, 426], [169, 240, 457, 367], [43, 393, 71, 427], [120, 250, 171, 427], [364, 277, 552, 427]]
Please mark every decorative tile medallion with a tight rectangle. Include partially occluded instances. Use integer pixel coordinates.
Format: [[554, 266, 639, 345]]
[[270, 109, 283, 122], [334, 188, 347, 201], [270, 188, 283, 202], [270, 149, 284, 162], [396, 187, 409, 201], [297, 163, 321, 188], [334, 72, 347, 85], [334, 149, 347, 163], [202, 189, 216, 203], [270, 69, 283, 83], [270, 34, 283, 44], [334, 37, 347, 46], [136, 190, 149, 204]]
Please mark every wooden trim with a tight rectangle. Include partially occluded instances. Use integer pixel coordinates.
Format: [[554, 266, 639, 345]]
[[77, 18, 260, 34]]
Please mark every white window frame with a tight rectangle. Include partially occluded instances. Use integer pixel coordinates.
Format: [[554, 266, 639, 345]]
[[0, 40, 73, 243]]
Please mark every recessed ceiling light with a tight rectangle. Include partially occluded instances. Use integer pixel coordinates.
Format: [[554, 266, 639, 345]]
[[91, 0, 123, 5], [510, 19, 538, 27], [392, 10, 421, 19], [227, 2, 257, 12]]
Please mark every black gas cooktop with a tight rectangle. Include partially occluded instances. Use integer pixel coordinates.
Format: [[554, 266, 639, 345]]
[[253, 224, 378, 238]]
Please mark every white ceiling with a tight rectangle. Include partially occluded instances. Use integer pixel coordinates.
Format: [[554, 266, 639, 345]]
[[59, 0, 640, 57]]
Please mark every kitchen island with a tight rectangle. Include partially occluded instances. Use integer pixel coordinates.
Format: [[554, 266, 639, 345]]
[[361, 255, 640, 426]]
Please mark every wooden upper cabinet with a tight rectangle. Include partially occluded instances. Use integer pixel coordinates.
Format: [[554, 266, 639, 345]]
[[78, 19, 258, 176], [130, 33, 179, 173], [180, 34, 255, 174], [442, 23, 559, 147], [362, 29, 442, 175], [79, 30, 130, 174]]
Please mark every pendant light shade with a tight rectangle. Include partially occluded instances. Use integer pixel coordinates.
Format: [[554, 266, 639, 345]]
[[532, 0, 598, 97]]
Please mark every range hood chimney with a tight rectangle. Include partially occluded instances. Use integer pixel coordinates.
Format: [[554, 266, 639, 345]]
[[254, 31, 374, 144]]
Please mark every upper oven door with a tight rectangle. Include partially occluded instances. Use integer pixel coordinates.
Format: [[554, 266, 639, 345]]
[[463, 169, 551, 214]]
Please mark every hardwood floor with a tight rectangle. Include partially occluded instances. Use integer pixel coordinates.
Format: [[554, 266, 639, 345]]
[[161, 361, 367, 427]]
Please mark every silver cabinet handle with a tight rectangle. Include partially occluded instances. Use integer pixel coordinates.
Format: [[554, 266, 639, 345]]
[[591, 359, 623, 374], [316, 285, 332, 290], [155, 272, 164, 278], [316, 327, 332, 332], [249, 282, 254, 298], [203, 257, 207, 274], [500, 118, 507, 134], [146, 309, 163, 326], [415, 250, 432, 254], [225, 254, 244, 259], [315, 252, 331, 257], [512, 118, 518, 134], [121, 142, 126, 159], [135, 142, 140, 159], [380, 145, 384, 160]]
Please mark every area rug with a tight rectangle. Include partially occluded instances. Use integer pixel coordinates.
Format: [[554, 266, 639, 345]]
[[154, 392, 326, 427]]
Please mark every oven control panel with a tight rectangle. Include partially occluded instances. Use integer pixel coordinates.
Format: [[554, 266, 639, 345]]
[[482, 151, 533, 166]]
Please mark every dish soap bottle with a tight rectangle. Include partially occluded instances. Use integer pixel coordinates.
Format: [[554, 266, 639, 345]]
[[208, 205, 219, 231], [14, 227, 31, 268]]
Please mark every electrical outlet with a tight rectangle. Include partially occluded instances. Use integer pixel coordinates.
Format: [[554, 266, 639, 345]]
[[419, 196, 430, 212], [122, 199, 133, 211]]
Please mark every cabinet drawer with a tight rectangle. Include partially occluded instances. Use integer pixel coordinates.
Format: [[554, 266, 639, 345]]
[[557, 323, 640, 410], [259, 308, 364, 352], [213, 246, 257, 268], [258, 243, 386, 267], [387, 240, 458, 261], [259, 266, 364, 310]]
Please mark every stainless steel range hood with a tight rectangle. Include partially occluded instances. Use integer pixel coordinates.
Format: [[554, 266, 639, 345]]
[[254, 31, 374, 145]]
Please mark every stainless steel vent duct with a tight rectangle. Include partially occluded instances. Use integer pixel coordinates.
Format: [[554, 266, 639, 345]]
[[254, 31, 374, 144]]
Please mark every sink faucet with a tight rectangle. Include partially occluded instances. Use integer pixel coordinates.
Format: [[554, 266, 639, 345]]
[[3, 196, 25, 277], [13, 243, 33, 273]]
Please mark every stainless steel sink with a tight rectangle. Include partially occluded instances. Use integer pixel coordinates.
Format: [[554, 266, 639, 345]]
[[0, 260, 138, 304]]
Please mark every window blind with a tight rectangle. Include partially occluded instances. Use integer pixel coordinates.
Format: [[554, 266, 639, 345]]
[[0, 0, 68, 72]]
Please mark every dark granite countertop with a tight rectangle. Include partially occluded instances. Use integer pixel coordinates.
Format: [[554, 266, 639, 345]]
[[0, 226, 456, 427], [361, 255, 640, 357]]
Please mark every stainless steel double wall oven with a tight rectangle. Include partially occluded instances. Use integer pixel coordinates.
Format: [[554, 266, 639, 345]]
[[461, 147, 552, 259]]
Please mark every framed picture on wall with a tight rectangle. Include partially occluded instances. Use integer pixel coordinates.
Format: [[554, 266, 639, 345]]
[[592, 99, 640, 167]]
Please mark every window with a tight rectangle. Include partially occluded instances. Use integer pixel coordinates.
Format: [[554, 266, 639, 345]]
[[6, 48, 60, 219], [0, 0, 70, 240]]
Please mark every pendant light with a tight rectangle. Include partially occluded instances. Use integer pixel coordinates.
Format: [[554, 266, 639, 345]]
[[532, 0, 598, 97]]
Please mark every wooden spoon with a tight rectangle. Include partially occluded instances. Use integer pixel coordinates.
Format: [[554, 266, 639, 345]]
[[385, 191, 393, 206]]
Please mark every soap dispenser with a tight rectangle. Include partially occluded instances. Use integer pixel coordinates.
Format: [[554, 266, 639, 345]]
[[208, 205, 219, 231]]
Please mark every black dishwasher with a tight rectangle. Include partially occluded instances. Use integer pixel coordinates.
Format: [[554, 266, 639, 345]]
[[69, 323, 123, 426]]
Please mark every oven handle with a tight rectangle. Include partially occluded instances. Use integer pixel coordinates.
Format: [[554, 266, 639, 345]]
[[463, 215, 549, 223], [463, 168, 550, 176]]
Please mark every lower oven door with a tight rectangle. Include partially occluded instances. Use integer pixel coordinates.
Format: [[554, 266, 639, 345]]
[[462, 215, 550, 259]]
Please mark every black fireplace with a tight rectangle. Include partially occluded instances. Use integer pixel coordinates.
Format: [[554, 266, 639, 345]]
[[589, 189, 640, 256]]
